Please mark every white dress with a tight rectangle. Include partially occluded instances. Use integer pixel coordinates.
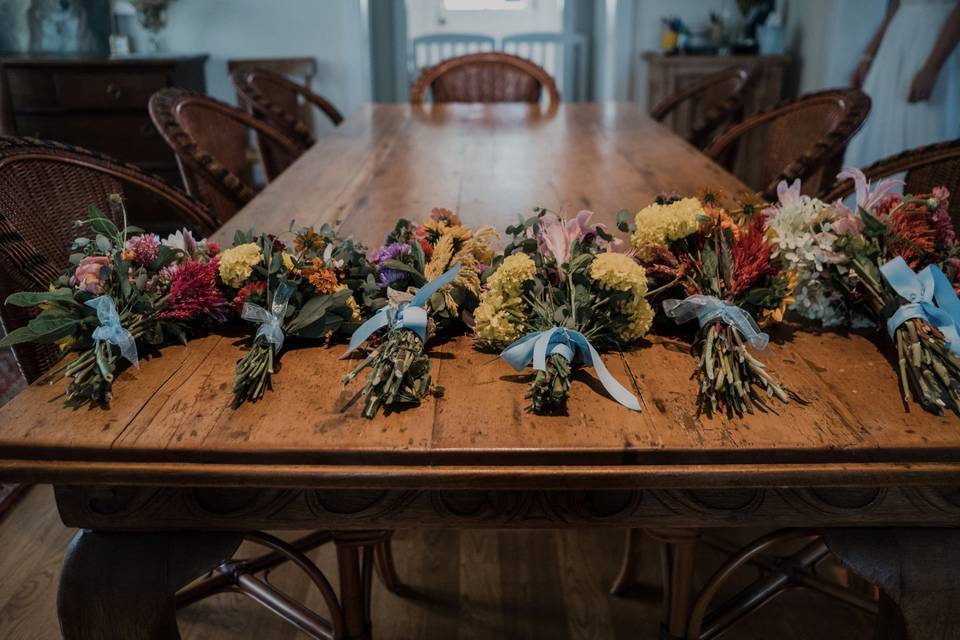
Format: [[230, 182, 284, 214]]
[[844, 0, 960, 170]]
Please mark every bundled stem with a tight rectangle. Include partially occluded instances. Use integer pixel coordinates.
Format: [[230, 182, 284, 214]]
[[232, 342, 275, 407], [343, 328, 432, 418], [893, 318, 960, 414], [528, 352, 572, 414], [692, 322, 803, 417], [61, 316, 149, 406]]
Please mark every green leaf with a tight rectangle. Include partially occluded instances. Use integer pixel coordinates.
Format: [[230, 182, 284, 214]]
[[26, 313, 80, 341], [616, 209, 631, 232], [286, 289, 352, 335], [0, 325, 39, 348], [860, 206, 889, 238], [95, 234, 112, 254], [409, 239, 426, 272], [5, 288, 76, 307]]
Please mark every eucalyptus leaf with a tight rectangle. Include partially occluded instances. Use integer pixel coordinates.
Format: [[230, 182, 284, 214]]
[[95, 234, 112, 253], [5, 288, 76, 307]]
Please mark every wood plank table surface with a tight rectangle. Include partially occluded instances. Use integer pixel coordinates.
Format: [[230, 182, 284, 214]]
[[1, 103, 958, 640]]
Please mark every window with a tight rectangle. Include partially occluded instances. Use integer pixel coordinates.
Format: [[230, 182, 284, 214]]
[[442, 0, 528, 10]]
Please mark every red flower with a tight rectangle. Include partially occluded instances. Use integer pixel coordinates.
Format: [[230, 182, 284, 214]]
[[160, 257, 229, 322], [888, 202, 937, 269], [232, 280, 266, 315], [731, 215, 777, 296]]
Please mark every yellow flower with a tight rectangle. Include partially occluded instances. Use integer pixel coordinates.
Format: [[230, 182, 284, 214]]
[[281, 252, 296, 273], [337, 284, 362, 321], [589, 252, 654, 341], [759, 271, 798, 328], [218, 242, 263, 288], [474, 253, 537, 346], [631, 197, 703, 249], [424, 225, 498, 315]]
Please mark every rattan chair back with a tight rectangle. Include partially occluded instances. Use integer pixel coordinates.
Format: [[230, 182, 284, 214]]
[[704, 89, 871, 200], [650, 67, 755, 150], [149, 88, 302, 224], [232, 67, 343, 150], [410, 52, 560, 105]]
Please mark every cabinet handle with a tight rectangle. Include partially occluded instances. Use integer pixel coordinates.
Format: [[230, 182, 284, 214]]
[[105, 83, 122, 100]]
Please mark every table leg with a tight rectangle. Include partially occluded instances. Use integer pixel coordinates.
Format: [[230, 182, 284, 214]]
[[334, 531, 389, 640], [824, 528, 960, 640], [609, 528, 645, 595], [646, 528, 699, 640], [57, 529, 243, 640]]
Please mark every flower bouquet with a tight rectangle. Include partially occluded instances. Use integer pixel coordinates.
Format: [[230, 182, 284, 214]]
[[221, 223, 373, 406], [0, 196, 226, 406], [827, 168, 960, 414], [343, 208, 496, 418], [475, 209, 651, 414], [630, 195, 803, 416]]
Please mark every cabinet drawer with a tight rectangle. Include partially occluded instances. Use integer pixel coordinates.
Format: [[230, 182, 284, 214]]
[[5, 68, 58, 110], [53, 69, 170, 110], [16, 113, 171, 164]]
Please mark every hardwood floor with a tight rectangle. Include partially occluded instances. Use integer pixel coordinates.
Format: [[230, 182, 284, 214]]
[[0, 487, 874, 639]]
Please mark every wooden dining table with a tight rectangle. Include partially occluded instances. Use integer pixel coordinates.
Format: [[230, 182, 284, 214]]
[[2, 103, 960, 640]]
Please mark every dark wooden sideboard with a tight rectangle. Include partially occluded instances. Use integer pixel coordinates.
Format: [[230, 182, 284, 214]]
[[0, 54, 207, 186]]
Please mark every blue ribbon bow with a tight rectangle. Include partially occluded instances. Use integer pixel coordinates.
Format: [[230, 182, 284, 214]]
[[662, 295, 769, 349], [880, 256, 960, 352], [345, 262, 462, 354], [85, 295, 139, 368], [242, 281, 295, 352], [499, 327, 641, 411]]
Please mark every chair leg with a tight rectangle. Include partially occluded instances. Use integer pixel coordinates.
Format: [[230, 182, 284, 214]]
[[609, 528, 646, 595], [373, 536, 410, 596], [646, 528, 700, 640]]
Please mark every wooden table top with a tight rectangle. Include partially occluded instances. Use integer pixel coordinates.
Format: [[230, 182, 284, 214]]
[[2, 103, 959, 490]]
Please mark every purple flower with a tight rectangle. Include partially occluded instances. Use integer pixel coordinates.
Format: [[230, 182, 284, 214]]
[[371, 242, 412, 288]]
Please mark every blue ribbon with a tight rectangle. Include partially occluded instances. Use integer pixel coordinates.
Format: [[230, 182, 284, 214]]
[[85, 295, 139, 368], [345, 262, 462, 354], [880, 256, 960, 352], [242, 281, 295, 352], [499, 327, 641, 411], [663, 295, 769, 349]]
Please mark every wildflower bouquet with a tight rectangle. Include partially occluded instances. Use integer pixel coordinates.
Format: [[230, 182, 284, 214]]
[[630, 196, 803, 416], [827, 168, 960, 414], [0, 197, 226, 406], [222, 223, 372, 406], [475, 209, 651, 414], [343, 208, 496, 418]]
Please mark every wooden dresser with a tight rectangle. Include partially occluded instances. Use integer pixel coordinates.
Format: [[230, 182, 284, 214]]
[[0, 55, 207, 185], [642, 52, 791, 116]]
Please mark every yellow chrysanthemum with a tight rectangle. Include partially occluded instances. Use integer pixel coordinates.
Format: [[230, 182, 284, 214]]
[[474, 253, 537, 346], [218, 243, 263, 288], [589, 252, 654, 341], [631, 197, 703, 249]]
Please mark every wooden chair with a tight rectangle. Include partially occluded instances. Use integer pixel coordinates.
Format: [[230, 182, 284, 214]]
[[501, 32, 588, 101], [232, 67, 343, 151], [820, 139, 960, 222], [704, 88, 871, 200], [408, 33, 496, 85], [149, 88, 302, 225], [410, 52, 560, 106], [0, 135, 217, 384], [650, 67, 755, 150]]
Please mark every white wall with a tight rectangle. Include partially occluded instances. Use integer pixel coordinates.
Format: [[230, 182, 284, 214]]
[[405, 0, 563, 40], [118, 0, 370, 126]]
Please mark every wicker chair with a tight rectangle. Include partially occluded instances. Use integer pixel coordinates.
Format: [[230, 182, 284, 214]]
[[650, 67, 755, 150], [410, 52, 560, 105], [704, 88, 871, 201], [149, 88, 302, 225], [0, 136, 217, 383], [232, 67, 343, 150], [820, 139, 960, 223]]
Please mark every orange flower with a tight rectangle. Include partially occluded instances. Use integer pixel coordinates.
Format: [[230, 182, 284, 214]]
[[430, 207, 461, 226], [294, 227, 325, 254], [308, 268, 339, 294], [702, 203, 740, 239]]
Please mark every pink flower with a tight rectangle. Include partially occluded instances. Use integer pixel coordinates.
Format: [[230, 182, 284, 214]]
[[124, 234, 160, 266], [537, 210, 595, 265], [73, 256, 112, 294], [836, 166, 903, 215]]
